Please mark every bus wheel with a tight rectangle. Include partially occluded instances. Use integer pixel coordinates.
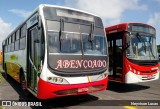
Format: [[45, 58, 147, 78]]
[[20, 71, 30, 97], [4, 64, 8, 79], [20, 73, 26, 90]]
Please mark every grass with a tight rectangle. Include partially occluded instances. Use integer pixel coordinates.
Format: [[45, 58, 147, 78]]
[[0, 73, 4, 109], [0, 106, 5, 109]]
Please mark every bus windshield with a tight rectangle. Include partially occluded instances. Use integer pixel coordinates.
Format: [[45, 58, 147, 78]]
[[48, 32, 107, 55], [126, 33, 158, 60], [47, 19, 107, 56]]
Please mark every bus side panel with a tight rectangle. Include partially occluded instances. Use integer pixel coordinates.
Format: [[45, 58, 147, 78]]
[[5, 50, 26, 83], [6, 62, 20, 82]]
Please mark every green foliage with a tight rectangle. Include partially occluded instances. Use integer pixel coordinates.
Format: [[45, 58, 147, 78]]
[[0, 106, 5, 109]]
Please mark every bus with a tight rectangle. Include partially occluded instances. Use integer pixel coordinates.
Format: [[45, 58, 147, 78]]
[[105, 23, 159, 83], [2, 4, 108, 99]]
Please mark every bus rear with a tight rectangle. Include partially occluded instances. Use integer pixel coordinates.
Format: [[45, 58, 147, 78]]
[[106, 23, 159, 83], [36, 5, 108, 99]]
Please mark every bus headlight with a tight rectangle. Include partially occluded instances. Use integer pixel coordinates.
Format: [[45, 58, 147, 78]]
[[104, 69, 108, 77], [47, 77, 69, 84], [52, 77, 58, 82], [97, 73, 108, 81], [104, 73, 108, 77]]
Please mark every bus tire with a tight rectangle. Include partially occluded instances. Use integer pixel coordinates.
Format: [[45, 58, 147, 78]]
[[4, 64, 8, 79], [20, 69, 30, 97]]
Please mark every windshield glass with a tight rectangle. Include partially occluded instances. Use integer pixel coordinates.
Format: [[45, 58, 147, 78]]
[[126, 33, 158, 60], [47, 21, 107, 56], [48, 32, 107, 55], [82, 34, 107, 55], [48, 32, 81, 54]]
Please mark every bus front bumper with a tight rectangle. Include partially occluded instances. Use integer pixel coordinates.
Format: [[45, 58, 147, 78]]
[[37, 77, 108, 99]]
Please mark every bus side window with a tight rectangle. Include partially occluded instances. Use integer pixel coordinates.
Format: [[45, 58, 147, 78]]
[[20, 24, 26, 50]]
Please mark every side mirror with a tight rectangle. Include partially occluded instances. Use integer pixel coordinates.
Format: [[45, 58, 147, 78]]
[[126, 32, 131, 47], [123, 31, 131, 51]]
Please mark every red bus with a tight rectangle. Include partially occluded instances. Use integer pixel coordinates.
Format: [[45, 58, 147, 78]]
[[105, 23, 159, 83]]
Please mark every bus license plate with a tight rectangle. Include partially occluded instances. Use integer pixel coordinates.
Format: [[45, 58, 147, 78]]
[[147, 75, 154, 79], [78, 88, 89, 93]]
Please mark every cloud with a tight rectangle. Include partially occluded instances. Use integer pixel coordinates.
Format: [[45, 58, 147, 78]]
[[0, 18, 12, 49], [147, 13, 160, 26], [65, 0, 147, 26], [155, 0, 160, 3], [9, 9, 32, 18]]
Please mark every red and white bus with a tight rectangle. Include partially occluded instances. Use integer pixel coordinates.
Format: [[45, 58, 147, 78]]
[[2, 4, 108, 99], [105, 23, 159, 83]]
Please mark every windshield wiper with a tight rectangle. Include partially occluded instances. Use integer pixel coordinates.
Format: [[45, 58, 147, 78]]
[[136, 33, 147, 53], [136, 33, 142, 42], [149, 46, 155, 58], [59, 18, 64, 51], [148, 36, 155, 58], [89, 23, 94, 49]]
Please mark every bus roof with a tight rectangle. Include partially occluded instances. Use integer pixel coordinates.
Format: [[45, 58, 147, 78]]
[[40, 4, 98, 17], [3, 4, 98, 42], [105, 22, 155, 34]]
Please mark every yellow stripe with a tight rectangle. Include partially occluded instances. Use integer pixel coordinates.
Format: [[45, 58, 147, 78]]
[[87, 76, 91, 82], [124, 106, 136, 109]]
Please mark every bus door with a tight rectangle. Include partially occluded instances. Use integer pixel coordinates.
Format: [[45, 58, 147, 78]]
[[28, 26, 41, 92], [108, 32, 123, 82]]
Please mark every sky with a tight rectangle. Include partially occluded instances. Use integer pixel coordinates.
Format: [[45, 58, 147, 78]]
[[0, 0, 160, 49]]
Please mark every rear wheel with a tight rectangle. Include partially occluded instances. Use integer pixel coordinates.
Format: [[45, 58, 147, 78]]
[[20, 70, 30, 97], [20, 72, 26, 90]]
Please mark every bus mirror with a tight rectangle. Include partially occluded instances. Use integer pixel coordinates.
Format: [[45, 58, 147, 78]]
[[126, 32, 131, 46], [122, 31, 131, 51]]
